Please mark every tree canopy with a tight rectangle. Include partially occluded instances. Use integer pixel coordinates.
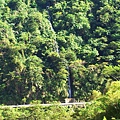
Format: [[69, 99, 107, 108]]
[[0, 0, 119, 104]]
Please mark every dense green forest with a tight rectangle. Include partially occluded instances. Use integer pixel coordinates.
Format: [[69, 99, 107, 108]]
[[0, 81, 120, 119], [0, 0, 120, 106], [0, 0, 120, 119]]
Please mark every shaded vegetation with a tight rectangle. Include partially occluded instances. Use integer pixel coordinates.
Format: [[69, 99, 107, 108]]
[[0, 81, 120, 120], [0, 0, 120, 107]]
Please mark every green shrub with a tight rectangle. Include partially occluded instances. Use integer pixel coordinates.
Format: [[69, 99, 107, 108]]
[[0, 105, 73, 120]]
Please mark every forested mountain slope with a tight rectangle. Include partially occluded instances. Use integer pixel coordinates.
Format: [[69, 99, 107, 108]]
[[0, 0, 120, 104]]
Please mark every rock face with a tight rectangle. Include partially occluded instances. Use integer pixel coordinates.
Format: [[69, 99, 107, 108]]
[[65, 98, 76, 103]]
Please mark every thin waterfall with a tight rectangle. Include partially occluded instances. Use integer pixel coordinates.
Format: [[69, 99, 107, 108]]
[[46, 5, 72, 98], [67, 66, 72, 98], [46, 5, 59, 54]]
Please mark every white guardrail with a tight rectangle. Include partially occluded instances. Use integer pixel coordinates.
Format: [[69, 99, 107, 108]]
[[0, 102, 91, 108]]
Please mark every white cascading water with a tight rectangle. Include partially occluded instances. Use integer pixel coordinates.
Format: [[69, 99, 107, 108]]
[[46, 6, 59, 53], [46, 5, 72, 98], [67, 66, 72, 98]]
